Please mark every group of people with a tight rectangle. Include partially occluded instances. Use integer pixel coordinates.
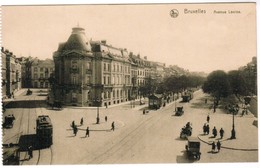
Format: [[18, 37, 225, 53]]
[[211, 140, 221, 153], [203, 114, 225, 153], [71, 117, 115, 137]]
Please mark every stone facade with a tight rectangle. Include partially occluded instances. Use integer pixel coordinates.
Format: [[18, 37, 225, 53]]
[[1, 47, 22, 99], [31, 59, 54, 88], [52, 27, 167, 107]]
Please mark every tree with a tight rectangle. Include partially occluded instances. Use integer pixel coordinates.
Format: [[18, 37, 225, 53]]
[[139, 77, 158, 97], [227, 70, 249, 96], [22, 57, 34, 88], [202, 70, 232, 99]]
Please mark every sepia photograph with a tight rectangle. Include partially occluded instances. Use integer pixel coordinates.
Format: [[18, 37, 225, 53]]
[[1, 1, 258, 166]]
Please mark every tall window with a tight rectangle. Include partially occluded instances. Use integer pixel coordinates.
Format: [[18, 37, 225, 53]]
[[108, 64, 110, 71], [86, 62, 91, 69], [72, 76, 76, 84], [34, 67, 38, 72], [103, 76, 106, 85], [104, 63, 106, 71], [108, 76, 110, 84], [40, 68, 44, 72]]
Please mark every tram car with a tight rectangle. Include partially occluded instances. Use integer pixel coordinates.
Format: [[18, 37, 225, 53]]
[[3, 115, 15, 128], [182, 91, 193, 102], [36, 115, 53, 147], [3, 144, 20, 165]]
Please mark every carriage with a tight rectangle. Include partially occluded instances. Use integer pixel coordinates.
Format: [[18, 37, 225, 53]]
[[175, 106, 184, 116], [185, 137, 201, 160], [3, 115, 15, 128], [26, 89, 32, 95], [36, 115, 53, 148], [182, 91, 193, 102], [180, 122, 192, 139]]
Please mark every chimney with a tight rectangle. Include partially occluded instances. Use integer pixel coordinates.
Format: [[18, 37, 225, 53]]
[[137, 54, 140, 58], [101, 40, 106, 45], [1, 47, 4, 52], [144, 56, 147, 60]]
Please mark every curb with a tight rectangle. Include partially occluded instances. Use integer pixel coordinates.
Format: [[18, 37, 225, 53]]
[[197, 135, 258, 151]]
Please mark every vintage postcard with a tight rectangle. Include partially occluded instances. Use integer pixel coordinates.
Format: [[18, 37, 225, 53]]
[[1, 2, 258, 166]]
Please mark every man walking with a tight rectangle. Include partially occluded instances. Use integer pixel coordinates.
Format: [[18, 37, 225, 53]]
[[73, 126, 78, 136], [212, 141, 216, 153], [80, 117, 84, 126], [111, 121, 115, 131], [105, 116, 108, 122], [212, 126, 217, 138], [219, 128, 224, 139], [207, 115, 210, 123], [217, 140, 221, 152], [85, 127, 90, 137]]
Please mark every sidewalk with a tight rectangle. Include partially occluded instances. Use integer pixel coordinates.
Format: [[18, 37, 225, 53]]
[[3, 88, 27, 103], [68, 98, 148, 110], [197, 111, 258, 151]]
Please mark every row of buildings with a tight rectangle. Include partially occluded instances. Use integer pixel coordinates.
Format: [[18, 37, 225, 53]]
[[1, 47, 55, 99], [51, 26, 188, 107]]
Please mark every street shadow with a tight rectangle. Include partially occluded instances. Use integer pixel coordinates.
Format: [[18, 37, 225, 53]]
[[209, 136, 216, 139], [5, 100, 46, 108], [18, 134, 49, 151], [176, 150, 194, 163], [207, 151, 218, 154], [175, 137, 187, 141], [66, 135, 75, 138]]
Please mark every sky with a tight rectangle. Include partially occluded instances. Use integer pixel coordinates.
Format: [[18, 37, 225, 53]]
[[1, 3, 257, 73]]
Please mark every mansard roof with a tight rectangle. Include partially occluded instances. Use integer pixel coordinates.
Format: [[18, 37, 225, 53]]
[[56, 27, 92, 53]]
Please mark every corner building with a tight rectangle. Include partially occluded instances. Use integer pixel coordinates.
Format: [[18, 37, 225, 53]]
[[53, 27, 93, 106], [53, 27, 133, 107]]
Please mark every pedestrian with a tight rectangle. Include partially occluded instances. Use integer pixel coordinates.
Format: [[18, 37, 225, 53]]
[[217, 140, 221, 152], [205, 98, 207, 104], [85, 127, 90, 137], [80, 118, 83, 125], [206, 124, 210, 135], [213, 104, 216, 113], [105, 103, 108, 108], [71, 121, 75, 128], [143, 109, 146, 115], [211, 141, 216, 153], [203, 124, 207, 135], [219, 128, 224, 139], [111, 121, 115, 131], [73, 126, 78, 136], [28, 146, 33, 159], [105, 116, 108, 122], [212, 126, 217, 138], [207, 115, 210, 123]]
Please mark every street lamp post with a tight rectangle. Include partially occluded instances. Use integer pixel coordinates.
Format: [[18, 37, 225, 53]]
[[174, 93, 177, 111], [231, 107, 236, 139], [95, 98, 101, 124]]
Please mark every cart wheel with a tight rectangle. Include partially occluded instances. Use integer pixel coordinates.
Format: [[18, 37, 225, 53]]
[[197, 154, 201, 160]]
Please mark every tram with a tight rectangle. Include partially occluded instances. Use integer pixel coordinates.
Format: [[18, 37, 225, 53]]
[[36, 115, 53, 147]]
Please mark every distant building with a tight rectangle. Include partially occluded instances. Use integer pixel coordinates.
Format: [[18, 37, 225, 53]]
[[1, 47, 22, 98], [31, 59, 54, 88], [1, 47, 7, 98]]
